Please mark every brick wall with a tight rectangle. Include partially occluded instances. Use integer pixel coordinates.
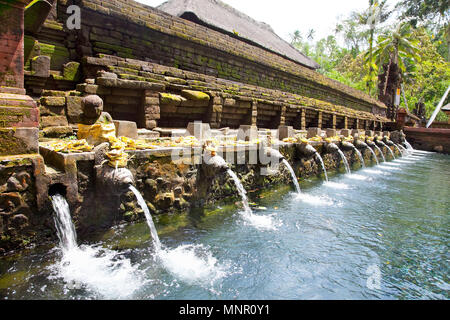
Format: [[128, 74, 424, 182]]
[[54, 0, 386, 117], [0, 1, 26, 88]]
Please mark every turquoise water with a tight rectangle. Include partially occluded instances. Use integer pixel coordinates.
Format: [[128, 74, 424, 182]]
[[0, 151, 449, 300]]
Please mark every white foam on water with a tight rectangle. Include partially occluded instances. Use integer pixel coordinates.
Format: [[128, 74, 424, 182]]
[[383, 162, 402, 166], [412, 150, 433, 154], [295, 193, 335, 206], [49, 245, 145, 299], [348, 174, 370, 181], [363, 169, 385, 175], [158, 244, 230, 286], [242, 211, 282, 231], [378, 165, 401, 171], [323, 181, 350, 190], [394, 159, 415, 164]]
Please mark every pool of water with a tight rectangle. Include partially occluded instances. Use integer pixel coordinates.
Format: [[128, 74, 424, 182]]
[[1, 151, 449, 300]]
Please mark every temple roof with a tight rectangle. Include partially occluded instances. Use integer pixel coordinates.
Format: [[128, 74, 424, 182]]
[[157, 0, 320, 70], [442, 103, 450, 111]]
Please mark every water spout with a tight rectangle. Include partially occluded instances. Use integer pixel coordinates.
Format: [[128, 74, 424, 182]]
[[226, 169, 253, 218], [299, 143, 317, 157], [51, 194, 77, 252], [393, 144, 404, 157], [352, 145, 366, 168], [378, 140, 396, 159], [343, 141, 365, 168], [266, 147, 285, 161], [326, 142, 340, 153], [373, 144, 386, 162], [366, 146, 380, 165], [281, 159, 301, 193], [314, 152, 329, 182], [129, 185, 161, 251], [404, 140, 414, 151], [337, 148, 351, 174], [205, 154, 229, 171]]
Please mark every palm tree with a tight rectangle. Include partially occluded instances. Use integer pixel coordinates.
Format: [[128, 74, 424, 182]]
[[369, 22, 421, 118], [360, 0, 391, 94]]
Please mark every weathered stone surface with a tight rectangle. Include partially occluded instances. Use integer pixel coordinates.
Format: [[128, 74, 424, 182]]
[[307, 128, 321, 139], [187, 122, 211, 141], [63, 62, 81, 81], [6, 172, 30, 192], [66, 96, 83, 123], [181, 90, 210, 101], [237, 125, 258, 141], [40, 96, 66, 107], [278, 125, 294, 140], [79, 95, 104, 124], [40, 115, 68, 128], [43, 125, 73, 138], [114, 120, 138, 139], [31, 55, 50, 78], [0, 128, 39, 156], [326, 129, 337, 137], [159, 93, 185, 106]]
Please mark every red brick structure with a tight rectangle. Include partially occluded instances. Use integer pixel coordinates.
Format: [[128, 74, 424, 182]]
[[0, 0, 40, 155]]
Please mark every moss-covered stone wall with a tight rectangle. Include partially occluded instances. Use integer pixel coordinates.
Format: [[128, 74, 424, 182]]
[[49, 0, 386, 116], [0, 142, 401, 255]]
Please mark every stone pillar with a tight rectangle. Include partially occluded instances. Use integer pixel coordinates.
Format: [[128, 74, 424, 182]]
[[326, 129, 337, 137], [278, 125, 294, 140], [300, 108, 306, 130], [0, 0, 40, 156], [251, 100, 258, 127], [355, 118, 360, 130], [317, 111, 322, 129], [332, 114, 337, 130], [344, 116, 348, 129], [237, 124, 258, 142], [278, 104, 286, 127], [143, 90, 160, 129], [208, 93, 222, 129], [307, 127, 321, 139], [0, 0, 31, 88]]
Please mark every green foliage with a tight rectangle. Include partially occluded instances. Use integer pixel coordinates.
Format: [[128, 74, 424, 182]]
[[289, 0, 449, 122], [396, 0, 449, 26]]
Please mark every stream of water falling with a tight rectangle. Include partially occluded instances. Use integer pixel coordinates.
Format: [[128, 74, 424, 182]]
[[380, 141, 396, 159], [367, 146, 380, 165], [314, 152, 329, 182], [393, 144, 404, 157], [373, 144, 386, 162], [282, 159, 301, 193], [397, 144, 408, 155], [226, 169, 277, 230], [352, 147, 366, 168], [337, 149, 351, 174], [404, 140, 414, 151], [51, 194, 77, 252], [130, 185, 162, 251], [50, 193, 143, 298]]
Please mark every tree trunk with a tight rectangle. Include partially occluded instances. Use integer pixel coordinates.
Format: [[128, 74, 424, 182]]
[[378, 59, 401, 120]]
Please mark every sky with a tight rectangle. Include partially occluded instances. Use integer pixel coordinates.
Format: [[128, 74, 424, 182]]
[[135, 0, 399, 44]]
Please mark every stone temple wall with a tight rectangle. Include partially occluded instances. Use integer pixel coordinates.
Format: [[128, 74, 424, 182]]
[[22, 0, 388, 135], [0, 141, 402, 255]]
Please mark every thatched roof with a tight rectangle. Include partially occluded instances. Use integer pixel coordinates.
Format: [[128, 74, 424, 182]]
[[157, 0, 320, 70]]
